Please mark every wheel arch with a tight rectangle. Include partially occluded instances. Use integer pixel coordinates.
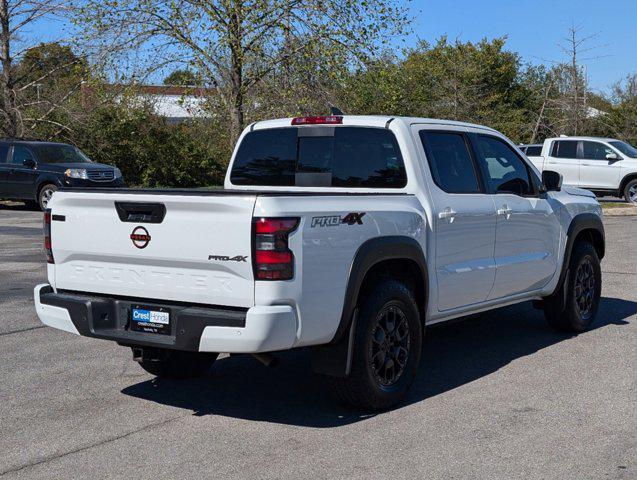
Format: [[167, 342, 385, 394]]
[[310, 236, 429, 377], [552, 212, 605, 299], [619, 173, 637, 198], [35, 176, 62, 200]]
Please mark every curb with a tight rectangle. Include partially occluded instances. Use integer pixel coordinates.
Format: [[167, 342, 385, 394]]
[[602, 207, 637, 216]]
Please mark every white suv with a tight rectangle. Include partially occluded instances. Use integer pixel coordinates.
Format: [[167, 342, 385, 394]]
[[525, 137, 637, 203]]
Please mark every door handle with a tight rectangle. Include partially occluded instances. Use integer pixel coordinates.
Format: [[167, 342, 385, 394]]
[[438, 207, 457, 222], [497, 205, 513, 218]]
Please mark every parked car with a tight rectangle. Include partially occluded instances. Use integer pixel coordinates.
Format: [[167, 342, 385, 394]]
[[0, 139, 125, 210], [34, 115, 604, 409], [524, 136, 637, 203]]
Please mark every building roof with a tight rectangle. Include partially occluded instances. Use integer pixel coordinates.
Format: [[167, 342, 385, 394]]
[[81, 83, 213, 120]]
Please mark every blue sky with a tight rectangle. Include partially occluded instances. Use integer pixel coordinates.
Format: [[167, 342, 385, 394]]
[[405, 0, 637, 93], [30, 0, 637, 93]]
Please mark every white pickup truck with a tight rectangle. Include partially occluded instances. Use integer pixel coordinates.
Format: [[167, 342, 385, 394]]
[[34, 115, 605, 409], [524, 136, 637, 203]]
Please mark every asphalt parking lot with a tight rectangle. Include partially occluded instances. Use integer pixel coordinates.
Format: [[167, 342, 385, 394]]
[[0, 204, 635, 479]]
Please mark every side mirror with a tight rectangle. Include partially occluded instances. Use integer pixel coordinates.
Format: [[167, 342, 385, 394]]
[[605, 152, 620, 161], [542, 170, 562, 192], [23, 158, 36, 169]]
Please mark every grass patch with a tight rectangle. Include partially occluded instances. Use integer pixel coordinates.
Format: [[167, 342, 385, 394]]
[[601, 202, 634, 209]]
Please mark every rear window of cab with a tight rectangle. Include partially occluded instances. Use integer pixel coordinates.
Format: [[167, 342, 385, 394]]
[[230, 127, 407, 188]]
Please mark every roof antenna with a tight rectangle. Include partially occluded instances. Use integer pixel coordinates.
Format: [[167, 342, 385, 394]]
[[330, 106, 344, 115]]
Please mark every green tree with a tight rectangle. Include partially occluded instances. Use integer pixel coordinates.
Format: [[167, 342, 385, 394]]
[[0, 2, 73, 137], [72, 100, 228, 188], [15, 42, 89, 139], [606, 74, 637, 145], [340, 37, 537, 142], [75, 0, 412, 143], [163, 69, 199, 86]]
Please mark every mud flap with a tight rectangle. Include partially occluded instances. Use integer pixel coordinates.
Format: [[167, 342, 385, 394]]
[[310, 309, 358, 377]]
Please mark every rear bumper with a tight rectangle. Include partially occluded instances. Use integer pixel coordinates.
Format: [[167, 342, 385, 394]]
[[34, 284, 297, 353]]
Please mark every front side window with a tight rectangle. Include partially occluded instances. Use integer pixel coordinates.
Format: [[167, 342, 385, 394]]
[[31, 145, 92, 164], [609, 140, 637, 158], [551, 140, 578, 158], [474, 135, 533, 196], [11, 146, 35, 165], [582, 141, 613, 160], [231, 127, 407, 188], [419, 131, 481, 193]]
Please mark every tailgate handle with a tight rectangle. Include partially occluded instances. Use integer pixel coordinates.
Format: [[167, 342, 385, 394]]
[[115, 202, 166, 223]]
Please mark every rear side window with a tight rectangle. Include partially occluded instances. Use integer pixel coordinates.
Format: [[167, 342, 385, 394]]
[[551, 140, 578, 158], [0, 145, 8, 163], [419, 131, 481, 193], [230, 127, 407, 188], [582, 141, 613, 160], [11, 146, 35, 165], [230, 129, 297, 186], [525, 145, 542, 156]]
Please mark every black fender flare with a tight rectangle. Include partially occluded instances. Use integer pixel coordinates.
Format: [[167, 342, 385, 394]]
[[548, 212, 604, 309], [310, 235, 429, 377], [558, 212, 605, 286]]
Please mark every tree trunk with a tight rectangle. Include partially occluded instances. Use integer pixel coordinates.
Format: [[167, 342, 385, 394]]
[[228, 0, 244, 145], [0, 0, 18, 137], [530, 82, 551, 144]]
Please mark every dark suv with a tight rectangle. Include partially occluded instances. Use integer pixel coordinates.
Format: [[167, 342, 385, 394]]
[[0, 140, 125, 210]]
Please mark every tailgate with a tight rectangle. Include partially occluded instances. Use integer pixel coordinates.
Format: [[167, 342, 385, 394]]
[[49, 191, 257, 307]]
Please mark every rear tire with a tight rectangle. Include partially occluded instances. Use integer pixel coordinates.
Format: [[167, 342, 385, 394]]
[[329, 279, 422, 410], [543, 241, 601, 332], [134, 348, 218, 379], [623, 178, 637, 204], [38, 184, 58, 211]]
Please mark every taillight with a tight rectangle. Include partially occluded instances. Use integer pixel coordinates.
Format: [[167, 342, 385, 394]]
[[43, 209, 54, 264], [253, 217, 299, 280], [291, 115, 342, 125]]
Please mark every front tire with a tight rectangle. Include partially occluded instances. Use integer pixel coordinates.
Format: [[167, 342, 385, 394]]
[[544, 241, 601, 332], [329, 279, 422, 410], [38, 184, 58, 211], [623, 178, 637, 204], [134, 348, 218, 379]]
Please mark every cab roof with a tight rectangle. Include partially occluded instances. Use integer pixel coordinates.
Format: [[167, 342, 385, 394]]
[[0, 139, 72, 148], [545, 136, 619, 143], [250, 115, 500, 134]]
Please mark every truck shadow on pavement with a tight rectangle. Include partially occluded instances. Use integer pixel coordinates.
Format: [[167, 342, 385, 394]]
[[0, 202, 38, 211], [121, 297, 633, 428]]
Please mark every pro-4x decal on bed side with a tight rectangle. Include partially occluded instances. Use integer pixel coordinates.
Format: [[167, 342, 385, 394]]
[[311, 212, 366, 228], [341, 212, 366, 225]]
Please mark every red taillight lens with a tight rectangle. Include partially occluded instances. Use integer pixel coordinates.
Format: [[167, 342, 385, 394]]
[[253, 217, 299, 280], [255, 218, 298, 234], [255, 250, 292, 264], [43, 209, 54, 264], [291, 115, 342, 125]]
